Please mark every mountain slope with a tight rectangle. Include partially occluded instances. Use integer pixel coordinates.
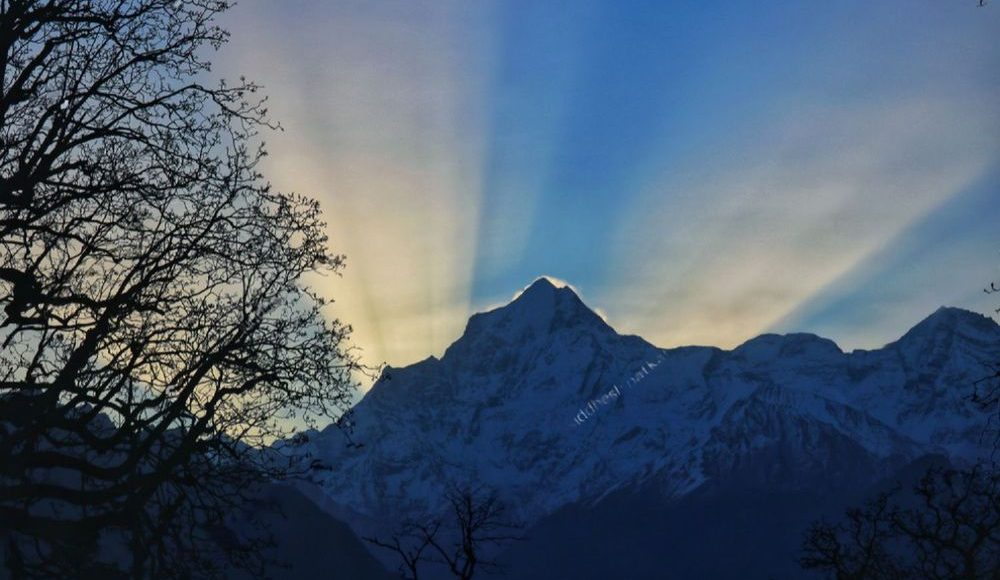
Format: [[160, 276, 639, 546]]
[[492, 454, 953, 580], [294, 279, 1000, 544], [229, 485, 393, 580]]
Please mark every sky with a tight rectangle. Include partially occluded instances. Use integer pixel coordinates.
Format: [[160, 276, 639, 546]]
[[214, 0, 1000, 372]]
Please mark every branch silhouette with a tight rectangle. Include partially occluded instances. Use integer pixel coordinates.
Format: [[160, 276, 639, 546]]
[[0, 1, 359, 577], [365, 485, 524, 580]]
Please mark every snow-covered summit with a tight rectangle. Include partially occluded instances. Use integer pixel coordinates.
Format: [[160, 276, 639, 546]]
[[445, 277, 614, 358], [295, 286, 1000, 531], [891, 306, 999, 367]]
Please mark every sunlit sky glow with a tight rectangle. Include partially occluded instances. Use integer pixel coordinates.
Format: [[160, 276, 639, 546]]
[[215, 1, 1000, 372]]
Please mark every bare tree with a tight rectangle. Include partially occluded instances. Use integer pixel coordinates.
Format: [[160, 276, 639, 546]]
[[974, 281, 1000, 454], [365, 486, 523, 580], [365, 521, 440, 580], [801, 466, 1000, 579], [0, 0, 359, 577]]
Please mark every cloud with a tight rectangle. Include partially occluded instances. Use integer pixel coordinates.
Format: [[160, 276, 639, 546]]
[[216, 1, 498, 369], [209, 0, 1000, 372], [606, 93, 998, 349], [772, 169, 1000, 349]]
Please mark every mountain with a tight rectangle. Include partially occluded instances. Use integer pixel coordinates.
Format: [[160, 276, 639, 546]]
[[229, 485, 394, 580], [289, 278, 1000, 578]]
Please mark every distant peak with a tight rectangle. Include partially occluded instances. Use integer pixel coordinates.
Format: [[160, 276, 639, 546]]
[[734, 332, 842, 361], [894, 306, 999, 352], [512, 276, 575, 301], [913, 306, 994, 331]]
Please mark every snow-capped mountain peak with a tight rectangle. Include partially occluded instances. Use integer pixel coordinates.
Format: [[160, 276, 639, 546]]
[[296, 287, 1000, 534], [895, 306, 998, 350], [445, 277, 611, 355]]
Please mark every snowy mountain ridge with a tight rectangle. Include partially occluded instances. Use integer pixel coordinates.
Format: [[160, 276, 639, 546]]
[[292, 279, 1000, 529]]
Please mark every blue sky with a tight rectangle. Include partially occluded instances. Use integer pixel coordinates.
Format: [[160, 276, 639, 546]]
[[215, 0, 1000, 368]]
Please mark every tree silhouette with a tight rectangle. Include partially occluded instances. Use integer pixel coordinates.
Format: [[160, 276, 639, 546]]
[[801, 262, 1000, 580], [975, 281, 1000, 454], [365, 486, 523, 580], [0, 0, 359, 577], [801, 465, 1000, 579]]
